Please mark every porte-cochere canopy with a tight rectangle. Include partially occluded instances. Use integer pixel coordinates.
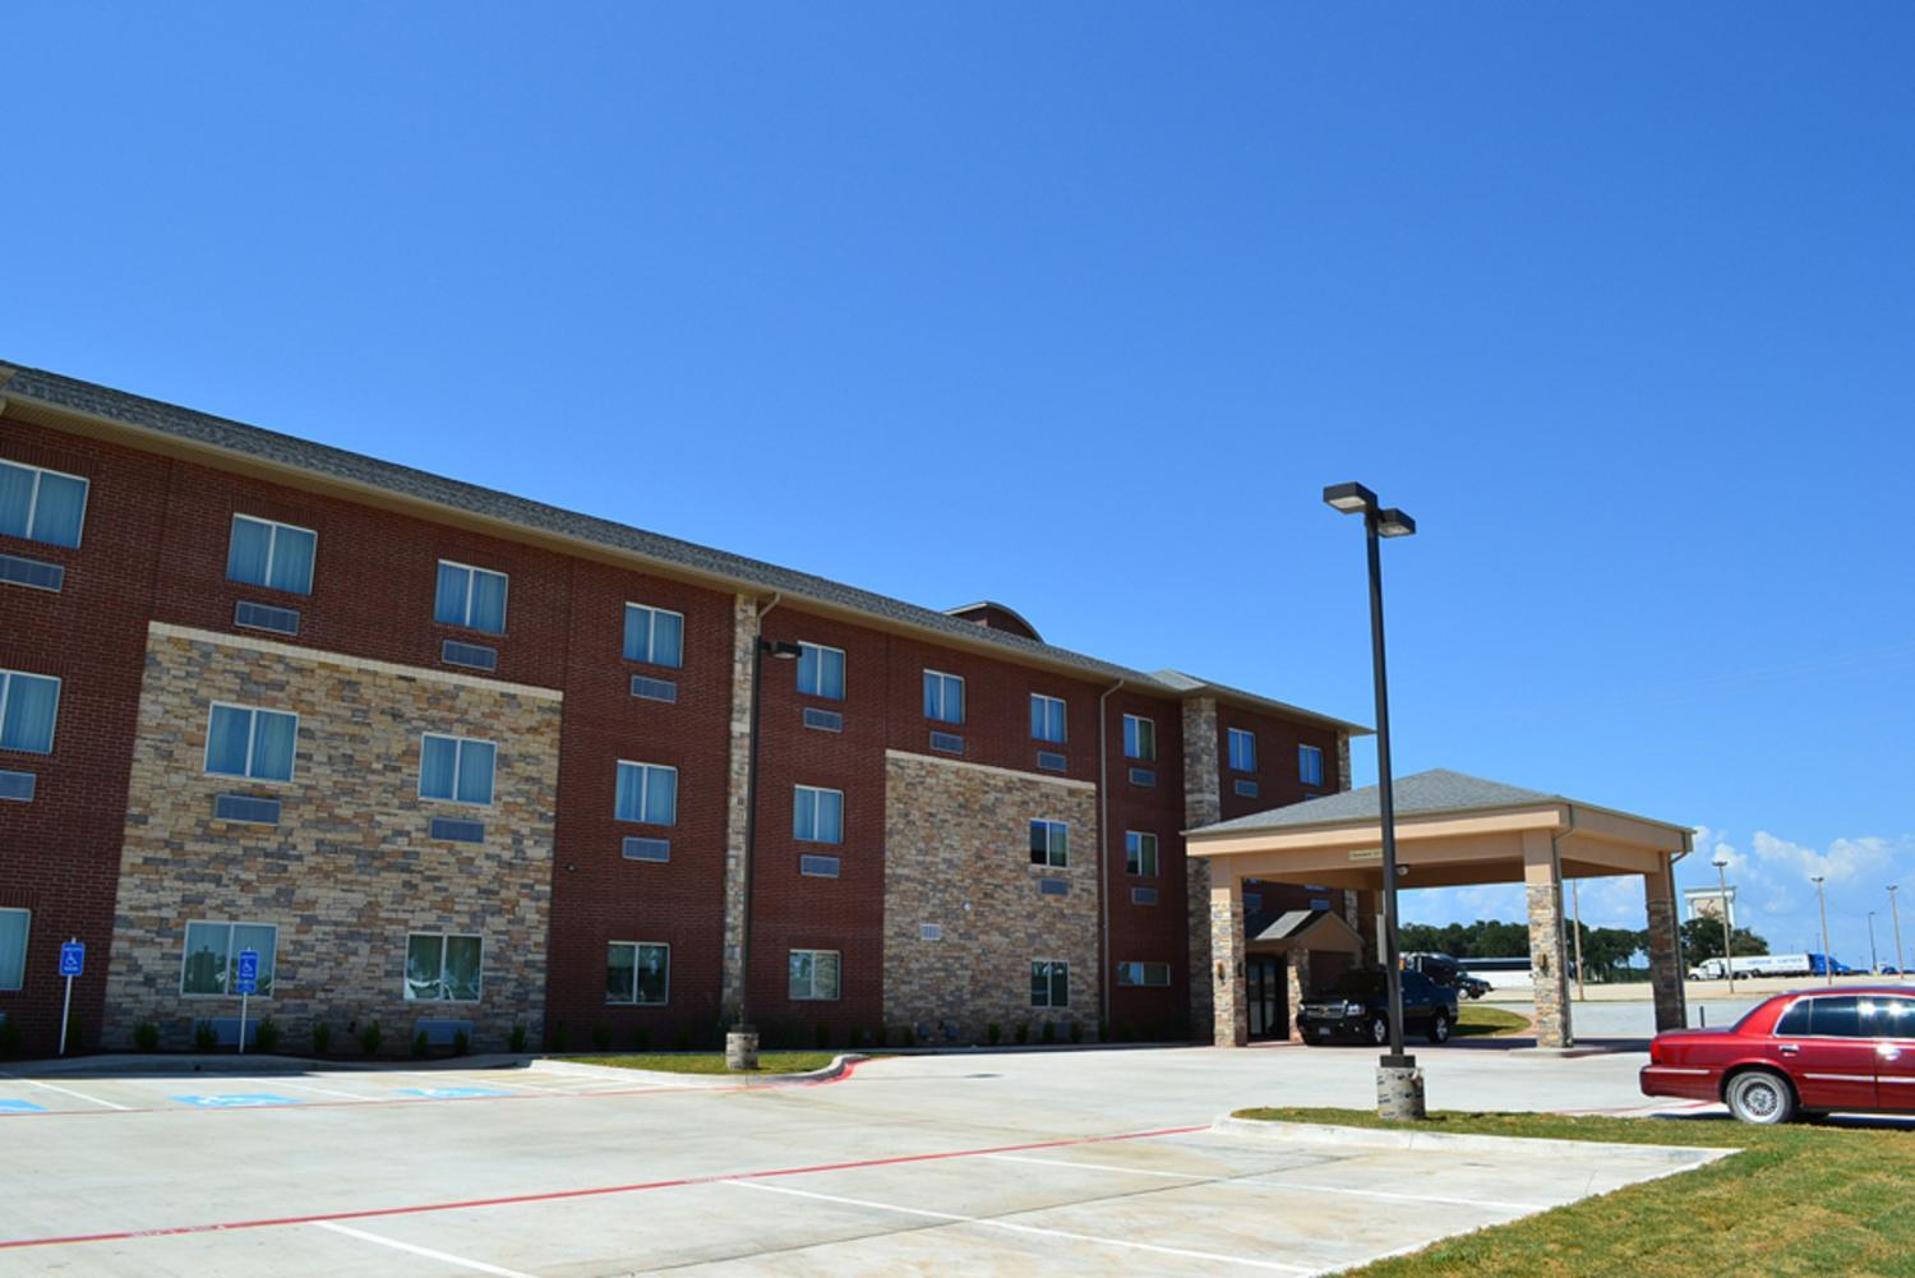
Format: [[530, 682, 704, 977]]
[[1186, 770, 1692, 1048]]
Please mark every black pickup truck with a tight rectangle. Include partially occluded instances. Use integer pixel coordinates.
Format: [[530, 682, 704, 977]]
[[1297, 967, 1460, 1045]]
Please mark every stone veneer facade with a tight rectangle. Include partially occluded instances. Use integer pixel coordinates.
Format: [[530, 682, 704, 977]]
[[882, 750, 1100, 1042], [719, 593, 761, 1022], [1181, 697, 1221, 1042], [102, 623, 562, 1051]]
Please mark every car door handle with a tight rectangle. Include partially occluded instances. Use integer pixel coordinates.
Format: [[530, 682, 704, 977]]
[[1881, 1046, 1903, 1062], [1778, 1044, 1799, 1056]]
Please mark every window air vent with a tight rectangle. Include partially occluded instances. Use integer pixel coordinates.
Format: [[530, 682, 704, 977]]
[[802, 707, 843, 732], [441, 640, 498, 672], [1233, 779, 1260, 798], [1128, 767, 1156, 787], [622, 837, 671, 862], [1131, 887, 1159, 906], [630, 675, 679, 703], [800, 854, 841, 878], [0, 770, 38, 802], [235, 600, 301, 635], [0, 553, 63, 592], [1035, 750, 1068, 773], [1039, 877, 1070, 896], [929, 731, 965, 755], [213, 793, 281, 825], [429, 816, 485, 843]]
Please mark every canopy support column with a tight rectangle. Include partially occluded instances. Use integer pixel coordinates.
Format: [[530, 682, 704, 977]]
[[1523, 830, 1573, 1048]]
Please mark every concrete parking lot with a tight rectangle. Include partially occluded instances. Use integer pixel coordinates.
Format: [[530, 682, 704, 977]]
[[1, 1044, 1721, 1276]]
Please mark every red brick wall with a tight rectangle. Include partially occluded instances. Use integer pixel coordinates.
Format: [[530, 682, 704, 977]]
[[1101, 689, 1189, 1040], [0, 422, 170, 1055], [1217, 706, 1342, 824]]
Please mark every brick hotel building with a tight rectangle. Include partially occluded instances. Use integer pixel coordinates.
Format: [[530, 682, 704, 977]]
[[0, 362, 1363, 1058]]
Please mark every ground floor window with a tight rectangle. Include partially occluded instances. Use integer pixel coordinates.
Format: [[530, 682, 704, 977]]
[[789, 949, 841, 1001], [1030, 959, 1069, 1008], [180, 921, 278, 997], [405, 933, 483, 1002], [606, 941, 670, 1005], [1116, 961, 1172, 988], [0, 907, 27, 991]]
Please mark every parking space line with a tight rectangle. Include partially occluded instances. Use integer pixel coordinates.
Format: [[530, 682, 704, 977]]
[[269, 1079, 376, 1101], [983, 1153, 1210, 1180], [1226, 1176, 1534, 1214], [3, 1076, 131, 1111], [311, 1221, 539, 1277], [724, 1178, 1315, 1273]]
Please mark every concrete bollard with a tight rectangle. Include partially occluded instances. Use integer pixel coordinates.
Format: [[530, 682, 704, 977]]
[[1377, 1063, 1426, 1120], [726, 1027, 760, 1071]]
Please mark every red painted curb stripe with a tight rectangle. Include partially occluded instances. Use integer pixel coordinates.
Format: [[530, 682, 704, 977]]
[[0, 1120, 1207, 1251]]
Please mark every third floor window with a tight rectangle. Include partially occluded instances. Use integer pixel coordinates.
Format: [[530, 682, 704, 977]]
[[1299, 744, 1325, 787], [923, 670, 965, 724], [797, 642, 845, 700], [434, 560, 508, 634], [623, 603, 684, 668], [1123, 714, 1156, 762], [1227, 727, 1257, 773], [1030, 694, 1066, 744], [0, 458, 88, 549], [227, 514, 316, 596]]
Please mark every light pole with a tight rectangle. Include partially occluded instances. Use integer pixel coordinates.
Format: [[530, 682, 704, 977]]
[[1812, 875, 1832, 985], [728, 635, 801, 1070], [1323, 481, 1420, 1120], [1891, 886, 1905, 981], [1712, 852, 1735, 992], [1868, 912, 1880, 976]]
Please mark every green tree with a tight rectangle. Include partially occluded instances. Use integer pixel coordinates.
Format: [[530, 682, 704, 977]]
[[1679, 917, 1770, 963]]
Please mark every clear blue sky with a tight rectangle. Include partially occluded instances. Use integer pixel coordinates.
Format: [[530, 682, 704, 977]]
[[7, 5, 1911, 964]]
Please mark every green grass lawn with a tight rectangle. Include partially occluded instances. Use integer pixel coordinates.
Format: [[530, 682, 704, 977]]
[[1454, 1004, 1530, 1037], [556, 1051, 843, 1075], [1234, 1107, 1915, 1276]]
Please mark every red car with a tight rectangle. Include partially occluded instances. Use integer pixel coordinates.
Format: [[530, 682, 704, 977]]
[[1642, 987, 1915, 1123]]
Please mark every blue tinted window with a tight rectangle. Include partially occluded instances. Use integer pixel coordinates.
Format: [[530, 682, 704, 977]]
[[421, 734, 496, 805], [435, 561, 507, 634], [0, 461, 88, 548], [0, 671, 62, 755], [794, 786, 844, 844], [1123, 714, 1156, 762], [923, 671, 964, 724], [615, 761, 678, 825], [797, 643, 845, 700], [624, 604, 685, 668], [227, 515, 316, 596], [1299, 745, 1325, 786], [1228, 728, 1257, 772], [1030, 694, 1066, 743]]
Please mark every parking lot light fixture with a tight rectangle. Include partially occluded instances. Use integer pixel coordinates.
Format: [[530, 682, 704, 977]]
[[1324, 480, 1421, 1120], [730, 636, 802, 1070], [1712, 853, 1736, 991], [1812, 875, 1832, 985], [1890, 886, 1904, 981]]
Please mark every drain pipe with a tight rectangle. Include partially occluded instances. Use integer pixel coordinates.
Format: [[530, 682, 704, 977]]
[[1097, 679, 1125, 1029]]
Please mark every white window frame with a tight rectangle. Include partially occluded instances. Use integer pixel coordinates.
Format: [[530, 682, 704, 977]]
[[1030, 958, 1070, 1009], [435, 559, 510, 632], [0, 906, 29, 992], [788, 948, 842, 1001], [614, 759, 679, 826], [404, 931, 485, 1003], [228, 513, 318, 594], [203, 702, 299, 784], [1227, 727, 1257, 773], [178, 919, 280, 999], [794, 784, 845, 844], [1123, 713, 1156, 762], [1030, 693, 1067, 744], [797, 642, 846, 700], [0, 669, 61, 756], [0, 458, 90, 548], [606, 940, 671, 1006], [1029, 818, 1069, 868], [1299, 743, 1325, 787], [418, 732, 497, 807], [1116, 960, 1172, 988], [1125, 830, 1159, 877], [623, 602, 686, 668], [923, 669, 966, 724]]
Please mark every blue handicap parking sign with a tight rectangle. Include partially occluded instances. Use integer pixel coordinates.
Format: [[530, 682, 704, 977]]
[[58, 941, 85, 978], [235, 948, 260, 995], [173, 1093, 297, 1109], [394, 1086, 509, 1100], [0, 1100, 48, 1115]]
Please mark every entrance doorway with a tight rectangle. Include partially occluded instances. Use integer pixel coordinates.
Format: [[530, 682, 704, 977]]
[[1246, 956, 1288, 1041]]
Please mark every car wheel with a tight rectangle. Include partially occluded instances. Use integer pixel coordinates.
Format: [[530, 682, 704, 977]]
[[1429, 1011, 1452, 1043], [1724, 1069, 1796, 1125], [1369, 1015, 1389, 1046]]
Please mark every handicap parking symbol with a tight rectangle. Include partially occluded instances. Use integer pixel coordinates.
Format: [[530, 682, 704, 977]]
[[173, 1093, 297, 1109], [394, 1086, 508, 1099], [0, 1099, 48, 1115]]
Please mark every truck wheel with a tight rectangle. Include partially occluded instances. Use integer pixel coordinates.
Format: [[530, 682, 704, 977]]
[[1429, 1011, 1452, 1043], [1724, 1069, 1796, 1125]]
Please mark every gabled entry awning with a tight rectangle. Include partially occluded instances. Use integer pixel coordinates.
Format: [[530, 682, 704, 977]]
[[1248, 909, 1363, 955]]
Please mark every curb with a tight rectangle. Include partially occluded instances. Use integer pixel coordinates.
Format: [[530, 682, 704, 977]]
[[1209, 1116, 1736, 1166], [4, 1052, 540, 1077]]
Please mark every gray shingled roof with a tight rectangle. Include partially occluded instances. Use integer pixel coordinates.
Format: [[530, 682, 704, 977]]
[[0, 361, 1369, 730], [1193, 769, 1559, 836]]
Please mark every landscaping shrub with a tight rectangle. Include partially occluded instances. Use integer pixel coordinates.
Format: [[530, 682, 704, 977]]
[[815, 1023, 831, 1050], [254, 1018, 281, 1053], [412, 1030, 431, 1058], [1014, 1021, 1030, 1045], [674, 1026, 692, 1051], [133, 1021, 160, 1052], [1040, 1021, 1056, 1045], [550, 1022, 569, 1051], [630, 1026, 650, 1051], [452, 1029, 470, 1056], [312, 1022, 332, 1055], [592, 1023, 612, 1052], [507, 1023, 527, 1053], [987, 1021, 1002, 1045], [358, 1021, 384, 1056], [194, 1021, 218, 1051], [1068, 1021, 1084, 1045], [0, 1019, 19, 1058]]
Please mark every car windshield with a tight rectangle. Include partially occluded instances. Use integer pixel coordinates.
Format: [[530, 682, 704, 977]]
[[1331, 970, 1386, 999]]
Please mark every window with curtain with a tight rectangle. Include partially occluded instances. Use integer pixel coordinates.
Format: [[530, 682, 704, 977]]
[[204, 704, 298, 782], [1123, 714, 1156, 762], [1228, 728, 1257, 773], [606, 941, 670, 1004], [788, 949, 841, 1000], [0, 908, 28, 992], [0, 459, 89, 548], [923, 670, 964, 724], [623, 604, 684, 667], [1029, 819, 1069, 867], [1030, 960, 1070, 1008], [1125, 831, 1159, 876], [796, 643, 845, 700], [794, 785, 844, 844], [180, 921, 278, 997], [1029, 694, 1067, 744], [420, 734, 497, 805], [226, 514, 317, 595], [0, 670, 60, 754], [1298, 744, 1325, 787], [615, 761, 678, 825], [433, 560, 508, 634], [405, 933, 483, 1001]]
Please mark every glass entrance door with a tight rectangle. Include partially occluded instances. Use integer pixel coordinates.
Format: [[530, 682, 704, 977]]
[[1247, 956, 1287, 1040]]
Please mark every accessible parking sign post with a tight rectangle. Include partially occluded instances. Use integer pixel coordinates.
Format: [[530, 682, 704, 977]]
[[57, 939, 85, 1056], [235, 948, 260, 1055]]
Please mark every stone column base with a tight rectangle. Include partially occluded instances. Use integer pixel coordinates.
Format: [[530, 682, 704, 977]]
[[1377, 1063, 1426, 1120], [726, 1027, 760, 1071]]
